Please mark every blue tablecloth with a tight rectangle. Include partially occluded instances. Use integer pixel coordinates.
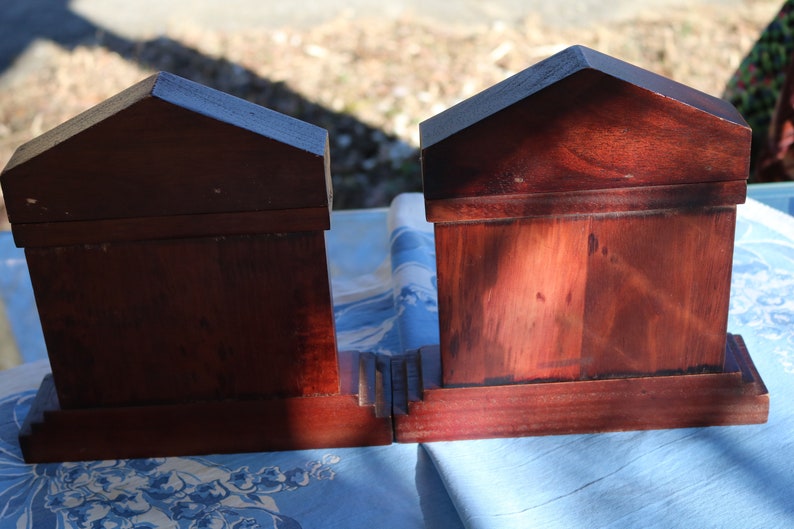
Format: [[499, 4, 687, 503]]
[[1, 193, 792, 528]]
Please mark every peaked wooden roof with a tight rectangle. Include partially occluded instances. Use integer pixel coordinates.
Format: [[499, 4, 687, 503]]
[[420, 45, 751, 202], [1, 72, 330, 227]]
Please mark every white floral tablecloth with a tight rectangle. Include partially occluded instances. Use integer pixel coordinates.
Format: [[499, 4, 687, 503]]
[[0, 193, 792, 529]]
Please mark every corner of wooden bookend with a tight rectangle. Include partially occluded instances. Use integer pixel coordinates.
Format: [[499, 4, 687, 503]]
[[395, 45, 769, 443], [0, 72, 392, 463]]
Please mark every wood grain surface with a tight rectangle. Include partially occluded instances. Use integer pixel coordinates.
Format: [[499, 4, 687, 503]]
[[2, 73, 346, 461], [20, 369, 393, 463], [0, 72, 331, 228], [435, 206, 736, 385], [423, 45, 750, 388], [421, 46, 750, 203], [394, 337, 768, 443], [26, 232, 340, 408]]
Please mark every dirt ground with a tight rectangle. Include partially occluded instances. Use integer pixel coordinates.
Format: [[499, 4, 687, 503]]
[[0, 0, 784, 230]]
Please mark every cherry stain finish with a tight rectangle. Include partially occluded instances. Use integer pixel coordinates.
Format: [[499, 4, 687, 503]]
[[1, 48, 771, 459], [393, 46, 768, 441], [1, 72, 392, 462]]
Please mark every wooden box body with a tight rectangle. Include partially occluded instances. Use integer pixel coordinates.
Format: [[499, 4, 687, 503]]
[[0, 72, 339, 409], [421, 46, 751, 387], [23, 233, 338, 408]]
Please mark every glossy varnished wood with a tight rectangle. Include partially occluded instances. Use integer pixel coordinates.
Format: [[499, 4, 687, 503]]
[[425, 181, 747, 223], [0, 73, 380, 461], [436, 217, 588, 385], [422, 45, 753, 388], [436, 207, 737, 386], [25, 232, 339, 408], [394, 336, 769, 443], [407, 45, 768, 439], [1, 73, 330, 228], [10, 207, 331, 247], [580, 207, 736, 378], [4, 51, 770, 457], [422, 46, 750, 205], [20, 351, 393, 463]]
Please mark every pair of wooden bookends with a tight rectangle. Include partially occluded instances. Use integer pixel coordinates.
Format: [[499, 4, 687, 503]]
[[1, 46, 768, 463]]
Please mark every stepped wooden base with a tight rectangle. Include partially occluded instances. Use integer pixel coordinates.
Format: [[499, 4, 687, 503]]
[[394, 334, 769, 443], [19, 351, 393, 463], [19, 336, 769, 462]]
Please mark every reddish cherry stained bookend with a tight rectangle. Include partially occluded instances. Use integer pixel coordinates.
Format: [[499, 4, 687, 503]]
[[393, 45, 768, 442]]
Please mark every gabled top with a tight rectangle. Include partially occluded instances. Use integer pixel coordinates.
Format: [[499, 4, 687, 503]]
[[1, 72, 331, 244], [420, 46, 751, 213]]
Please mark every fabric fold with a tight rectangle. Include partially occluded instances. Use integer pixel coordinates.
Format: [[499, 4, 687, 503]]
[[330, 193, 438, 356], [422, 198, 794, 529], [387, 193, 439, 354]]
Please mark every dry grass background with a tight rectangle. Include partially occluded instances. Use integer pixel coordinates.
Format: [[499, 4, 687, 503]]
[[0, 0, 784, 231]]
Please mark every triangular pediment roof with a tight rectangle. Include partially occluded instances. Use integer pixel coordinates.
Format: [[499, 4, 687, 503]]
[[1, 72, 330, 225], [420, 45, 750, 201]]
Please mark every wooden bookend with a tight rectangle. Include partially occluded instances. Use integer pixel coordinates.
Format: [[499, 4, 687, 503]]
[[0, 72, 392, 462], [394, 45, 769, 442]]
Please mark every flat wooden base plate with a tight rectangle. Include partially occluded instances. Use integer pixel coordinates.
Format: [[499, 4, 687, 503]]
[[19, 351, 393, 463], [394, 334, 769, 443]]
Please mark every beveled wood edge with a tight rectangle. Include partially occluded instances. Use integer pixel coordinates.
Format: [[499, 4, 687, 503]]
[[425, 180, 747, 223], [10, 206, 332, 247], [356, 352, 392, 418], [151, 72, 328, 157], [17, 372, 59, 438], [419, 46, 748, 150], [16, 336, 768, 461], [728, 334, 769, 390], [18, 372, 392, 463], [394, 335, 769, 443], [0, 72, 329, 177], [390, 351, 423, 415], [1, 76, 159, 175], [420, 46, 588, 149]]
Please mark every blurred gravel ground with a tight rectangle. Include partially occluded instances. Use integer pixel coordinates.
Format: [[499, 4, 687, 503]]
[[0, 0, 783, 230]]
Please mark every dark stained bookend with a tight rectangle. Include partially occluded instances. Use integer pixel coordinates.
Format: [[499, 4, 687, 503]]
[[2, 47, 769, 461], [393, 45, 768, 442], [0, 72, 392, 462]]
